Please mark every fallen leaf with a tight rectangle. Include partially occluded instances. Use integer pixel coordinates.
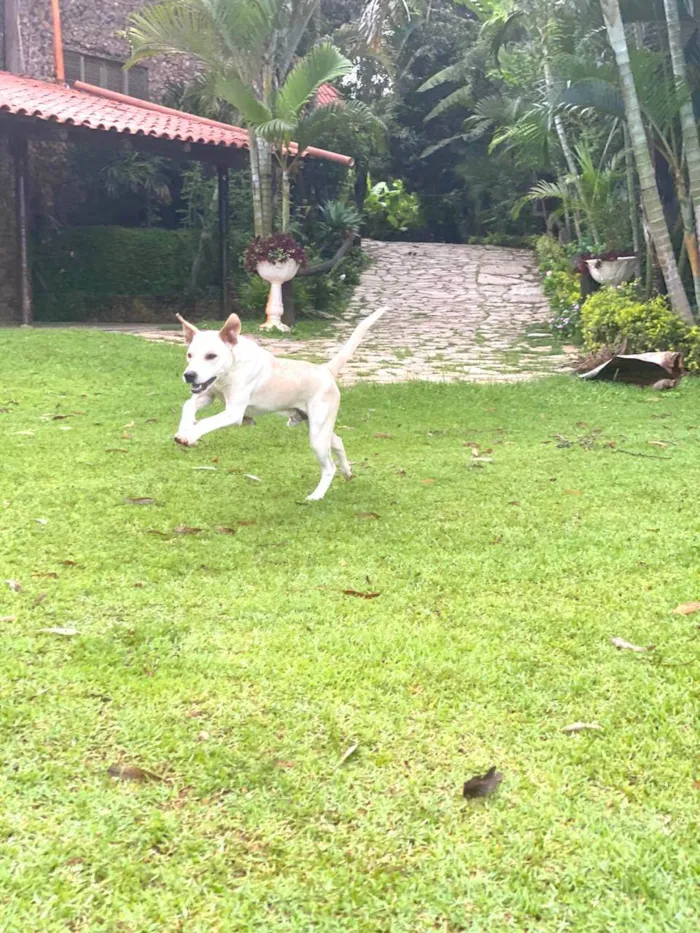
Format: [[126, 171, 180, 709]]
[[420, 479, 435, 485], [339, 743, 359, 765], [373, 432, 391, 439], [275, 760, 296, 769], [576, 421, 588, 428], [33, 571, 58, 579], [463, 441, 479, 448], [105, 448, 129, 454], [61, 560, 77, 567], [564, 490, 583, 496], [355, 511, 380, 520], [508, 501, 521, 507], [133, 582, 145, 588], [397, 469, 407, 476], [672, 602, 700, 615], [52, 414, 69, 420], [343, 589, 381, 600], [147, 529, 169, 537], [215, 526, 237, 535], [0, 616, 17, 623], [192, 466, 217, 471], [125, 497, 155, 506], [15, 430, 34, 436], [186, 709, 205, 719], [38, 627, 78, 636], [648, 440, 668, 449], [107, 764, 163, 783], [7, 579, 23, 593], [462, 766, 503, 799], [146, 418, 158, 424], [244, 474, 262, 482], [32, 592, 47, 607], [197, 731, 210, 741], [611, 637, 654, 653], [122, 421, 136, 429], [58, 426, 72, 431], [471, 456, 493, 464], [562, 722, 602, 734], [173, 526, 202, 535]]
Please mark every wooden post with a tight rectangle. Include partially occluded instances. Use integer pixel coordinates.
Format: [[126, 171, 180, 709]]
[[13, 137, 33, 326], [50, 0, 66, 83], [217, 164, 231, 317], [4, 0, 22, 73]]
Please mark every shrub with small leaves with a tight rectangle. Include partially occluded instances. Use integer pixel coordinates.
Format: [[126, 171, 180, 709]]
[[535, 235, 570, 274], [542, 270, 581, 338], [681, 326, 700, 373], [581, 284, 686, 353]]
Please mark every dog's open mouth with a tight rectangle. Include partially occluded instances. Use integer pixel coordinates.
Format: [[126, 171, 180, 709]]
[[190, 376, 216, 394]]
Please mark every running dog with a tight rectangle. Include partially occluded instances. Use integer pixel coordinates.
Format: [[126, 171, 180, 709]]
[[174, 309, 385, 500]]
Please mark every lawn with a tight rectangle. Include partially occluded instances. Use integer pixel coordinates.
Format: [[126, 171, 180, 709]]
[[1, 330, 698, 933]]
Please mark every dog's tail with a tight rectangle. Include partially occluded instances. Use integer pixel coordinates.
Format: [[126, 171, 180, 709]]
[[326, 308, 387, 377]]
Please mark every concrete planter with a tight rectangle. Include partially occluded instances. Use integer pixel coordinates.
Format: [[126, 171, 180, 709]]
[[257, 258, 299, 332], [585, 256, 637, 287]]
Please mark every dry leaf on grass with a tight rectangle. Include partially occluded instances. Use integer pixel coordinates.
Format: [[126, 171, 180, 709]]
[[105, 448, 129, 454], [215, 526, 237, 535], [339, 743, 359, 765], [35, 518, 48, 526], [61, 560, 77, 567], [1, 616, 17, 623], [147, 529, 169, 537], [121, 432, 132, 440], [463, 766, 503, 799], [275, 760, 295, 770], [192, 466, 217, 471], [471, 457, 493, 464], [7, 579, 23, 593], [107, 764, 163, 783], [173, 526, 202, 535], [39, 627, 78, 636], [420, 479, 435, 485], [672, 602, 700, 615], [146, 418, 158, 424], [562, 722, 602, 734], [648, 440, 668, 449], [125, 497, 155, 506], [34, 571, 58, 579], [32, 593, 47, 607], [238, 520, 257, 527], [355, 511, 380, 520], [373, 433, 391, 439], [611, 637, 654, 653], [244, 474, 261, 482], [565, 490, 583, 496], [343, 589, 381, 600]]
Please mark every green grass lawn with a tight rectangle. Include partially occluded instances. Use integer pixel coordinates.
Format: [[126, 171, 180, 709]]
[[1, 330, 698, 933]]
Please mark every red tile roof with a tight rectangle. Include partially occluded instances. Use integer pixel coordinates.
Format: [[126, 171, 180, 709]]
[[317, 83, 343, 106], [0, 71, 353, 165]]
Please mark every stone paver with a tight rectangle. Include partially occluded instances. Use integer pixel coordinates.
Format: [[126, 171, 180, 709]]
[[115, 240, 572, 383]]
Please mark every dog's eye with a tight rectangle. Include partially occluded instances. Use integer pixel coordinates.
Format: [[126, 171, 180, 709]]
[[205, 353, 217, 361]]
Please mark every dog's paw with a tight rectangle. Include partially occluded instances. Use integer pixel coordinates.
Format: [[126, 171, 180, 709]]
[[174, 433, 198, 447]]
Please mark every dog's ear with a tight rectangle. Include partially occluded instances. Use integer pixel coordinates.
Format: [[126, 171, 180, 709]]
[[219, 313, 241, 347], [176, 313, 199, 346]]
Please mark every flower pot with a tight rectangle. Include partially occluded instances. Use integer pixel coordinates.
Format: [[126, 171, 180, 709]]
[[585, 256, 637, 286], [257, 258, 299, 332]]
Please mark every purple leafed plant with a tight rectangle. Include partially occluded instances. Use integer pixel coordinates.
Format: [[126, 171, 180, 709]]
[[245, 234, 308, 274]]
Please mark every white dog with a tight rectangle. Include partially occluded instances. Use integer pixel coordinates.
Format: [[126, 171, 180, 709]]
[[174, 309, 385, 500]]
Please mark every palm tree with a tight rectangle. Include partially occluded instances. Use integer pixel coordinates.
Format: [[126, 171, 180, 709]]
[[217, 42, 381, 231], [127, 0, 321, 237], [599, 0, 693, 323]]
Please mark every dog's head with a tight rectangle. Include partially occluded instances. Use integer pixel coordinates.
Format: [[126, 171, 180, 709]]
[[176, 313, 241, 394]]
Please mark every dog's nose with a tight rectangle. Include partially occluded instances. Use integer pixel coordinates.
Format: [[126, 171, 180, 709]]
[[183, 370, 197, 384]]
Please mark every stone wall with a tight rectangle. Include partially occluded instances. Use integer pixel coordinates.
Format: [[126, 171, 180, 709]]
[[0, 138, 20, 325], [10, 0, 196, 99]]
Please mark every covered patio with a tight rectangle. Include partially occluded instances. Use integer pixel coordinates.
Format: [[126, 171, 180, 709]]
[[0, 71, 352, 325]]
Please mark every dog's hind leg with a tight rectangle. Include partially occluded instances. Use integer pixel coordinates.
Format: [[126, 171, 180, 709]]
[[331, 433, 352, 480], [306, 394, 339, 501]]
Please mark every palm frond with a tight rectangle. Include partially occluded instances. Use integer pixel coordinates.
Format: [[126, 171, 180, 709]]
[[417, 62, 467, 93], [424, 85, 473, 121], [215, 72, 272, 124], [276, 43, 352, 121], [126, 1, 222, 69]]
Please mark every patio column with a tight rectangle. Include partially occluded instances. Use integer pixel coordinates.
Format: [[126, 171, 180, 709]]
[[12, 137, 33, 326], [217, 164, 231, 317]]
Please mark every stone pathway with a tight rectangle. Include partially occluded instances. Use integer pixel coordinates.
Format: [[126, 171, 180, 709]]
[[112, 240, 573, 384]]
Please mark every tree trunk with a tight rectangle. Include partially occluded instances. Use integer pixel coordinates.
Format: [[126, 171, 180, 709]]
[[281, 166, 291, 233], [674, 167, 700, 308], [257, 137, 273, 236], [623, 124, 640, 260], [189, 183, 218, 293], [543, 60, 585, 241], [664, 0, 700, 287], [247, 131, 264, 238], [600, 0, 693, 324]]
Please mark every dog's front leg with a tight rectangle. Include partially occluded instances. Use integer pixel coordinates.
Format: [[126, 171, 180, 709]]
[[175, 393, 213, 446], [176, 400, 250, 447]]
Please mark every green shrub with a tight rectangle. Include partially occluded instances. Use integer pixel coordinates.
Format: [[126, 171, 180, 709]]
[[364, 180, 423, 239], [681, 326, 700, 373], [535, 235, 570, 274], [33, 226, 205, 297], [541, 270, 581, 339], [581, 284, 687, 352]]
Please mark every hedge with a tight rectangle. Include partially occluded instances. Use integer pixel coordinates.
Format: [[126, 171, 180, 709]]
[[33, 226, 211, 297]]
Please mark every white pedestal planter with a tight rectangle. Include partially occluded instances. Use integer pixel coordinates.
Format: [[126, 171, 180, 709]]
[[257, 258, 299, 332], [586, 256, 637, 287]]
